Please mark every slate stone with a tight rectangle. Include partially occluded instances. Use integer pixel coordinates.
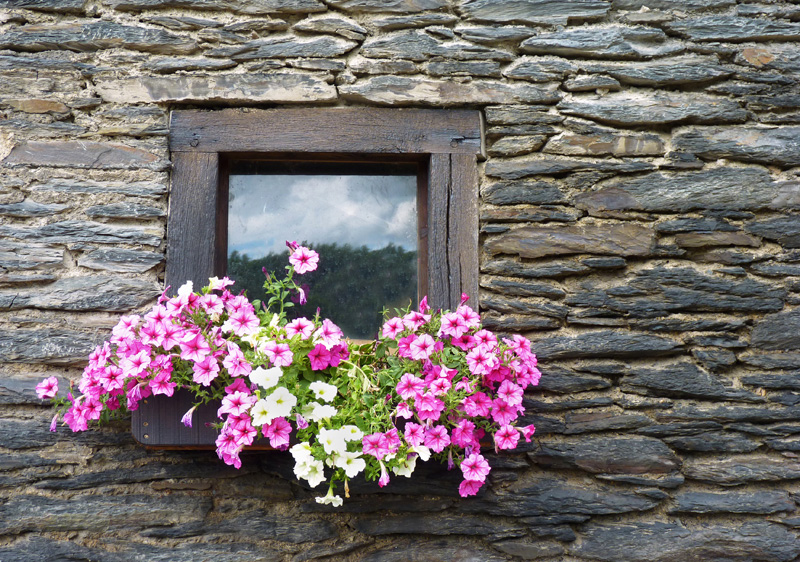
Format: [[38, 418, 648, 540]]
[[563, 75, 621, 92], [543, 131, 664, 157], [0, 241, 63, 270], [0, 275, 159, 312], [481, 315, 561, 331], [454, 25, 537, 44], [747, 94, 800, 112], [663, 432, 761, 453], [486, 124, 558, 137], [530, 436, 680, 474], [577, 168, 787, 214], [485, 155, 654, 178], [94, 73, 336, 104], [502, 56, 578, 82], [582, 256, 627, 269], [0, 221, 162, 246], [0, 537, 126, 562], [85, 203, 165, 219], [426, 60, 502, 78], [0, 22, 197, 55], [564, 412, 653, 434], [78, 248, 163, 273], [373, 13, 458, 30], [525, 397, 613, 412], [212, 510, 337, 543], [532, 330, 681, 361], [481, 206, 581, 223], [673, 126, 800, 168], [4, 0, 86, 12], [103, 0, 325, 12], [349, 57, 417, 75], [683, 456, 800, 485], [486, 135, 547, 157], [572, 521, 800, 562], [361, 31, 513, 62], [492, 539, 564, 560], [3, 140, 167, 171], [210, 35, 357, 59], [144, 15, 223, 31], [326, 0, 447, 11], [736, 44, 800, 75], [354, 514, 521, 536], [30, 179, 167, 198], [460, 476, 660, 517], [521, 26, 682, 60], [485, 105, 565, 125], [675, 231, 761, 248], [6, 98, 70, 114], [666, 16, 800, 42], [0, 493, 211, 534], [0, 327, 106, 365], [656, 218, 737, 234], [482, 258, 592, 278], [459, 0, 610, 25], [614, 0, 734, 7], [292, 15, 367, 40], [486, 223, 656, 259], [584, 57, 732, 87], [637, 421, 725, 437], [562, 90, 746, 125], [340, 76, 561, 106], [768, 438, 800, 451], [692, 349, 737, 372], [360, 538, 508, 562], [752, 309, 800, 351], [535, 366, 612, 393], [752, 262, 800, 277], [480, 278, 566, 299], [481, 296, 567, 318], [142, 57, 238, 74], [746, 216, 800, 248], [742, 374, 800, 391]]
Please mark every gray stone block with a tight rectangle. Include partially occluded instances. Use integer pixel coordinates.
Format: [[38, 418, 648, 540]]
[[521, 26, 682, 60], [460, 0, 610, 25]]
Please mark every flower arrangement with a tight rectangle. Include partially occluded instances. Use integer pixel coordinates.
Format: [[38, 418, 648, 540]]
[[38, 242, 541, 506]]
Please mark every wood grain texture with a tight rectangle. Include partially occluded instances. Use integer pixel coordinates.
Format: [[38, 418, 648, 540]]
[[428, 154, 451, 311], [450, 153, 480, 310], [165, 152, 219, 292], [170, 108, 482, 155]]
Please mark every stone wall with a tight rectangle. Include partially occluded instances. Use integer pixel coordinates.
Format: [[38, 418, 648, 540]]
[[2, 0, 800, 560]]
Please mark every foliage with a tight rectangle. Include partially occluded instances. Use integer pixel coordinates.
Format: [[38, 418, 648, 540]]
[[38, 244, 541, 505]]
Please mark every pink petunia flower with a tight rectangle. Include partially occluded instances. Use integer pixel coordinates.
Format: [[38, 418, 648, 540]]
[[404, 422, 425, 447], [520, 424, 536, 442], [289, 246, 319, 274], [460, 453, 491, 483], [396, 373, 425, 400], [308, 344, 331, 371], [490, 398, 518, 426], [286, 317, 315, 339], [424, 425, 451, 453], [263, 417, 292, 449], [381, 317, 405, 340], [493, 424, 520, 450], [218, 391, 257, 418], [409, 334, 435, 361], [362, 432, 390, 460], [497, 380, 524, 407], [459, 479, 483, 497], [193, 356, 220, 386], [36, 377, 59, 400], [315, 319, 343, 347]]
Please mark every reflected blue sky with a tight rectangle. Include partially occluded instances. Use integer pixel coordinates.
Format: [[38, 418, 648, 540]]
[[228, 173, 418, 258]]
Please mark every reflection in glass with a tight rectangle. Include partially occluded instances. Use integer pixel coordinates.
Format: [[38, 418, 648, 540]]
[[228, 162, 418, 339]]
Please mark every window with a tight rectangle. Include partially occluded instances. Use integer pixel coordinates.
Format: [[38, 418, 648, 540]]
[[134, 108, 482, 446]]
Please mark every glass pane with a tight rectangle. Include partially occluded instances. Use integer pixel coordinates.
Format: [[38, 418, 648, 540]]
[[228, 161, 418, 339]]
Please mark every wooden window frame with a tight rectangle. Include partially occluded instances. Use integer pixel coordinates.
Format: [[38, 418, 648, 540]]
[[133, 107, 482, 447]]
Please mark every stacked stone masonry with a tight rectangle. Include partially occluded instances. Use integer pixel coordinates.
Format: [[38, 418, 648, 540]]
[[1, 0, 800, 560]]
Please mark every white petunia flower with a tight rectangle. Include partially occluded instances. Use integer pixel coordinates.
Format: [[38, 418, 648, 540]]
[[413, 445, 431, 462], [392, 454, 418, 478], [309, 381, 338, 403], [263, 386, 297, 422], [250, 399, 271, 426], [250, 366, 282, 390], [319, 427, 348, 455], [340, 425, 364, 442], [177, 281, 193, 299], [334, 450, 366, 478], [307, 403, 337, 421], [290, 442, 314, 464], [295, 458, 326, 488], [315, 488, 343, 507]]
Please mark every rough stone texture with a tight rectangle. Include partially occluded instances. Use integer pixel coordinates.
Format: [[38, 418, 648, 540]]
[[576, 168, 791, 213], [558, 93, 748, 126], [0, 276, 160, 312], [486, 223, 656, 259], [2, 1, 800, 559], [572, 521, 800, 562], [3, 141, 168, 171], [673, 126, 800, 168], [520, 26, 681, 60], [340, 76, 561, 106], [0, 22, 198, 55], [94, 74, 337, 104]]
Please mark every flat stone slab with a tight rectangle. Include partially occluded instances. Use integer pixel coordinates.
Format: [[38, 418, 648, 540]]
[[94, 74, 337, 104], [670, 491, 795, 514], [0, 328, 107, 365], [0, 21, 197, 55], [558, 92, 748, 126], [459, 0, 610, 26], [673, 126, 800, 167], [521, 26, 682, 60], [666, 16, 800, 42], [532, 330, 682, 361], [326, 0, 447, 12], [3, 141, 168, 171], [486, 223, 656, 259], [622, 362, 764, 402], [682, 456, 800, 485], [102, 0, 326, 13], [572, 521, 800, 562], [751, 309, 800, 351], [340, 76, 561, 106], [530, 436, 680, 474], [575, 168, 790, 213]]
